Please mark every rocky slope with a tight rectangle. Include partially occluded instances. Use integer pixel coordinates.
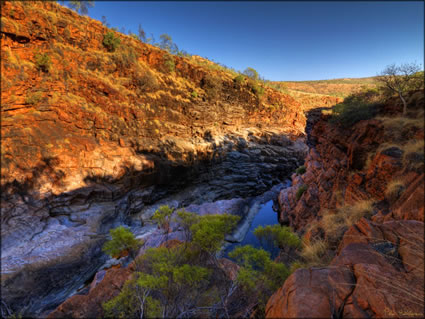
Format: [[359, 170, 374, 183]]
[[266, 92, 424, 317], [0, 1, 340, 316]]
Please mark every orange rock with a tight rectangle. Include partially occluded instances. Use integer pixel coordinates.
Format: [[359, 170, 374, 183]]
[[47, 267, 132, 318], [267, 219, 424, 318]]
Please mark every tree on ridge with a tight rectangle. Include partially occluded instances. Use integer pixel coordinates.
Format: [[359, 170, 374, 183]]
[[377, 62, 423, 115]]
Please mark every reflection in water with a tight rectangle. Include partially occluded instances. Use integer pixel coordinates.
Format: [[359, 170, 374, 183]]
[[223, 200, 280, 259]]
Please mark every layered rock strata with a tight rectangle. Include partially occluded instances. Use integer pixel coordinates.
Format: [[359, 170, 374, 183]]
[[267, 93, 424, 318], [1, 1, 311, 315]]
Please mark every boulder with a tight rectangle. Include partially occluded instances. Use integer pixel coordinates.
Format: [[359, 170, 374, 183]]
[[266, 219, 424, 318]]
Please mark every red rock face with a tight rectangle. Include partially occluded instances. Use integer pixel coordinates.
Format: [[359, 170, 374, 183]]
[[278, 95, 424, 230], [1, 0, 312, 200], [268, 93, 425, 318], [47, 266, 133, 318], [1, 1, 314, 314], [266, 219, 424, 318]]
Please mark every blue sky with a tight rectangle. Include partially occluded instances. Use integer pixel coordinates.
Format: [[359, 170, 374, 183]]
[[80, 1, 423, 81]]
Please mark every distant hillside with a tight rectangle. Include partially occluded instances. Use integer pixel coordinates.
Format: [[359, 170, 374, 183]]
[[271, 77, 378, 98]]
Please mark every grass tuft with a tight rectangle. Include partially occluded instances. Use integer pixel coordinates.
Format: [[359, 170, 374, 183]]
[[321, 200, 374, 242], [385, 178, 406, 203]]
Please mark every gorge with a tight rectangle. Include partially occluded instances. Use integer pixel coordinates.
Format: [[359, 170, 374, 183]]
[[1, 1, 424, 318]]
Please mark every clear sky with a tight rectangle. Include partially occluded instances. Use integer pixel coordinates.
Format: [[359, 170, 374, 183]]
[[81, 1, 423, 81]]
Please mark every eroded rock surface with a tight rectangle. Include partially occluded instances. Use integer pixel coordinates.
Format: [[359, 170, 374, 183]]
[[267, 94, 424, 318], [266, 219, 424, 318], [0, 1, 313, 315]]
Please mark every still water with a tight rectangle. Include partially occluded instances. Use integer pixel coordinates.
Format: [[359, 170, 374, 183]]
[[223, 200, 280, 259]]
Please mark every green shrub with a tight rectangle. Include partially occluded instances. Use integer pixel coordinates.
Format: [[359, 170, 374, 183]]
[[104, 244, 211, 318], [34, 52, 51, 72], [243, 67, 259, 81], [25, 92, 43, 105], [229, 245, 290, 309], [254, 224, 301, 249], [174, 209, 200, 241], [190, 214, 240, 253], [330, 90, 380, 126], [103, 211, 240, 318], [233, 74, 245, 84], [289, 261, 304, 273], [191, 90, 198, 98], [103, 31, 121, 52], [163, 54, 175, 73], [296, 185, 307, 201], [247, 79, 265, 98], [152, 205, 174, 232], [102, 226, 140, 258], [295, 165, 306, 175], [111, 46, 136, 68]]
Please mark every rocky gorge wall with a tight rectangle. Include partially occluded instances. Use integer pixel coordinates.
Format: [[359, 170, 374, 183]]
[[0, 1, 329, 316], [266, 92, 425, 318]]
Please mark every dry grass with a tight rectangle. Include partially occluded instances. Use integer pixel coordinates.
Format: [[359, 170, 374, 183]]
[[321, 109, 333, 116], [321, 200, 374, 242], [377, 115, 424, 131], [377, 113, 424, 143], [403, 139, 424, 170], [403, 139, 424, 155], [376, 140, 424, 171], [277, 77, 378, 98], [299, 239, 330, 267]]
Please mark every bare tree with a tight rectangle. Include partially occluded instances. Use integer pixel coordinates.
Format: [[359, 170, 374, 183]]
[[138, 24, 147, 43], [101, 15, 110, 28], [67, 1, 95, 15], [377, 62, 423, 115]]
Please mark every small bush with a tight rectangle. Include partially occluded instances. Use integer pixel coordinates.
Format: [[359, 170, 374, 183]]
[[163, 54, 175, 73], [102, 226, 140, 258], [111, 46, 136, 69], [34, 52, 51, 72], [295, 165, 306, 175], [190, 214, 240, 253], [254, 224, 301, 249], [233, 74, 245, 85], [201, 74, 222, 100], [247, 79, 265, 98], [252, 81, 264, 96], [132, 69, 158, 92], [329, 90, 380, 126], [243, 67, 259, 81], [25, 92, 43, 105], [152, 205, 174, 232], [289, 261, 304, 273], [229, 245, 290, 308], [86, 57, 103, 72], [296, 185, 307, 201], [191, 90, 198, 98], [103, 32, 121, 52]]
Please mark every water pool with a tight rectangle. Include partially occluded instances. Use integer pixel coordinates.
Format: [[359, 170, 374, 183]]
[[222, 199, 280, 259]]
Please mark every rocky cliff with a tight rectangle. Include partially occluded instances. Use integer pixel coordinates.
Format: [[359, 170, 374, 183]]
[[266, 92, 424, 318], [0, 1, 345, 316]]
